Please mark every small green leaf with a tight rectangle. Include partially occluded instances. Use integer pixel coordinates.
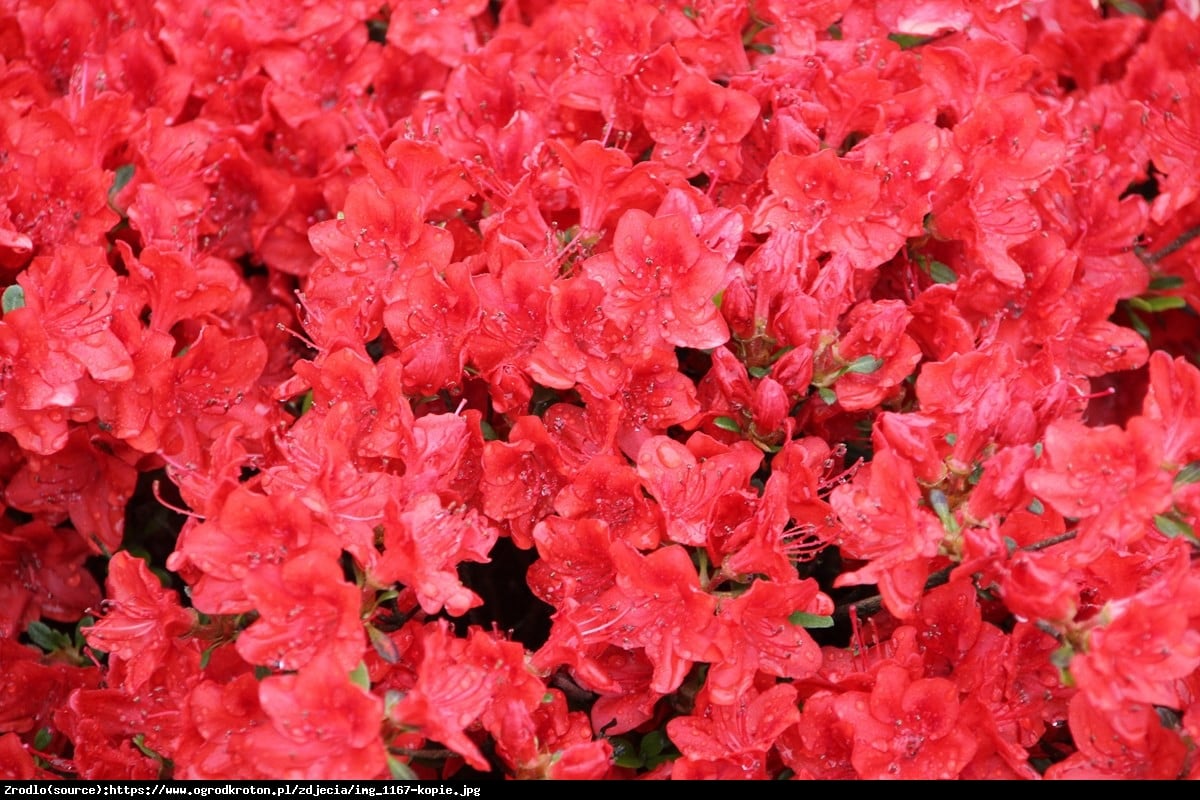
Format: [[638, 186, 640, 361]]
[[788, 611, 834, 628], [542, 692, 555, 703], [2, 284, 25, 314], [388, 754, 418, 780], [888, 32, 933, 49], [967, 462, 984, 486], [1129, 294, 1187, 313], [747, 365, 770, 378], [110, 164, 135, 197], [713, 415, 742, 433], [1033, 442, 1044, 458], [827, 22, 843, 40], [1003, 536, 1018, 556], [1155, 513, 1199, 544], [368, 624, 400, 664], [929, 489, 960, 533], [842, 355, 883, 375], [254, 665, 272, 680], [747, 42, 775, 54], [1149, 275, 1185, 291], [712, 288, 725, 308], [34, 727, 52, 750], [817, 386, 837, 405], [383, 689, 402, 717], [609, 736, 642, 769], [1175, 461, 1200, 488], [640, 730, 668, 759], [1104, 0, 1148, 17], [26, 621, 70, 653], [1050, 642, 1074, 669], [349, 661, 371, 690], [1125, 307, 1151, 341], [479, 419, 499, 441], [199, 642, 219, 670], [1027, 498, 1045, 515], [1052, 648, 1076, 687], [944, 432, 957, 445], [926, 260, 958, 284], [682, 5, 698, 19]]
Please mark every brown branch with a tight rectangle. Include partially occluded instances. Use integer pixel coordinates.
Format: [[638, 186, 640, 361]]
[[832, 529, 1079, 620], [1136, 224, 1200, 265]]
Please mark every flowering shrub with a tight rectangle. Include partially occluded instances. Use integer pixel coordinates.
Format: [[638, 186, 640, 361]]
[[2, 0, 1200, 781]]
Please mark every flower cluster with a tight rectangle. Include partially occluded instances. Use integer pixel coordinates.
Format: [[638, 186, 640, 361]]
[[2, 0, 1200, 780]]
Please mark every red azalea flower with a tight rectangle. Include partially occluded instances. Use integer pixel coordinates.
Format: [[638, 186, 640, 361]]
[[84, 552, 194, 691], [707, 578, 829, 705], [586, 207, 731, 352], [834, 663, 977, 779], [251, 652, 386, 779], [636, 433, 762, 547], [667, 682, 799, 767], [830, 447, 945, 619], [0, 521, 100, 637]]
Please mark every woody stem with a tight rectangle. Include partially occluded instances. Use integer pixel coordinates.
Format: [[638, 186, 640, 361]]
[[832, 529, 1079, 619]]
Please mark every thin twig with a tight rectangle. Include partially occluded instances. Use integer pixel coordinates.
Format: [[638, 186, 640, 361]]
[[832, 529, 1080, 619], [1136, 224, 1200, 265]]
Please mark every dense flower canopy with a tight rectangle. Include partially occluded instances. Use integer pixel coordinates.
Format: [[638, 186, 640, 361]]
[[1, 0, 1200, 780]]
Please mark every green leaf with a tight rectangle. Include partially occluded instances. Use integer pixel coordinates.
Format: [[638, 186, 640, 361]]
[[609, 736, 642, 769], [2, 284, 25, 314], [110, 164, 135, 197], [1051, 642, 1080, 690], [1027, 498, 1045, 515], [817, 386, 837, 405], [788, 611, 834, 628], [713, 415, 742, 433], [1128, 294, 1187, 313], [682, 4, 698, 19], [827, 22, 843, 40], [349, 661, 371, 690], [1149, 275, 1185, 291], [640, 730, 668, 759], [1104, 0, 1148, 17], [388, 754, 418, 780], [967, 461, 984, 486], [747, 42, 775, 54], [928, 489, 960, 533], [926, 260, 958, 284], [747, 365, 770, 379], [1050, 642, 1074, 669], [712, 288, 725, 308], [944, 432, 957, 445], [368, 624, 400, 664], [842, 355, 883, 375], [1155, 513, 1199, 544], [26, 621, 70, 653], [888, 32, 933, 49], [199, 642, 219, 670], [1125, 307, 1151, 341], [1175, 461, 1200, 488]]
